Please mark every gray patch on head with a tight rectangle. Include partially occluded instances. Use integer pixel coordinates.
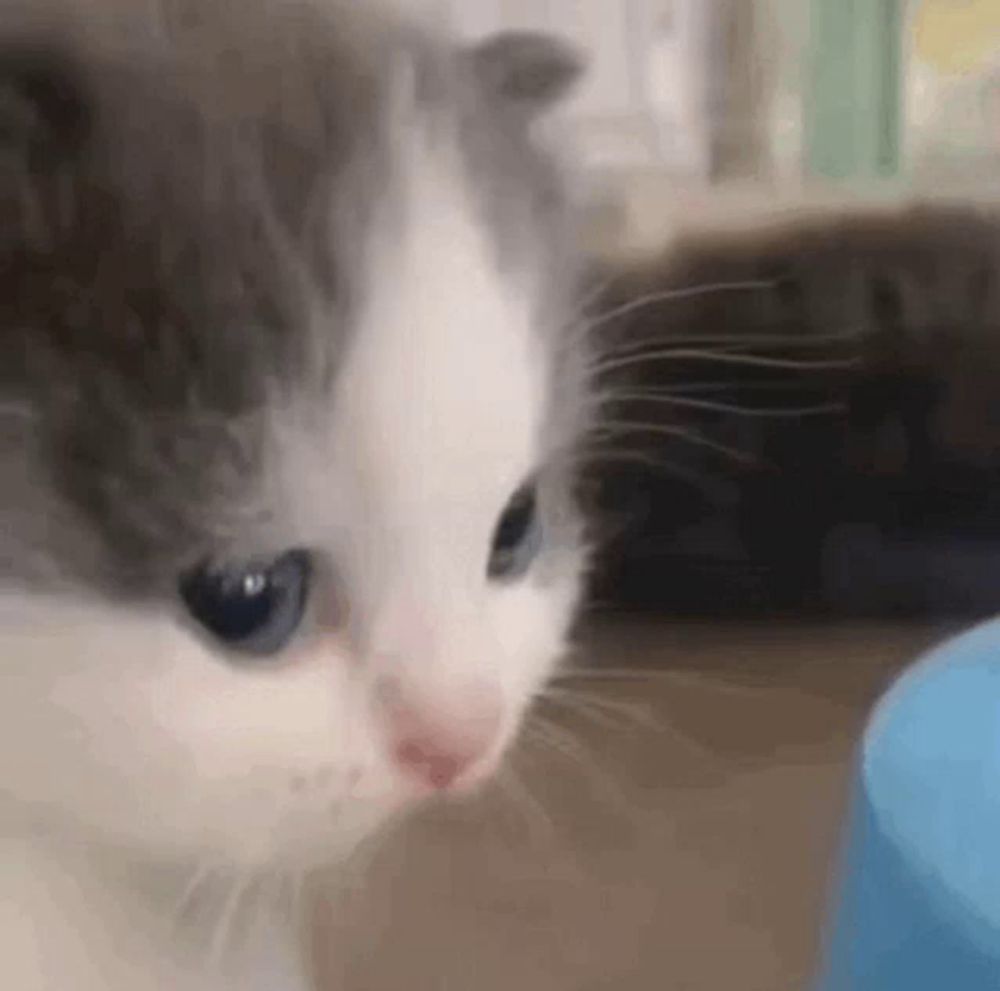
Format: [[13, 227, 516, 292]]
[[0, 0, 594, 604], [468, 31, 584, 113]]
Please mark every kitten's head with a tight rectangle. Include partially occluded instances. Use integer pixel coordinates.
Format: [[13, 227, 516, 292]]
[[0, 1, 590, 868]]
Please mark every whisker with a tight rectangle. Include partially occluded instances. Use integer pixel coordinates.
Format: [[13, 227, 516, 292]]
[[555, 274, 621, 355], [554, 666, 772, 695], [172, 861, 217, 928], [594, 348, 861, 378], [249, 871, 289, 951], [603, 390, 846, 419], [544, 681, 727, 764], [591, 421, 758, 465], [494, 759, 559, 848], [579, 448, 734, 501], [554, 667, 680, 683], [208, 872, 257, 970], [269, 869, 309, 945], [639, 379, 841, 395], [543, 685, 660, 733], [572, 273, 619, 323], [584, 279, 776, 334], [335, 807, 409, 904], [542, 689, 636, 734], [600, 325, 868, 359], [523, 715, 634, 817], [579, 445, 665, 470]]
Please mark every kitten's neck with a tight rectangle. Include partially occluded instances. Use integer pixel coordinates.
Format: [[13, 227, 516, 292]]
[[2, 833, 312, 991]]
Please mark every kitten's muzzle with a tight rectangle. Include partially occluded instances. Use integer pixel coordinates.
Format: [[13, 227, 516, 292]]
[[375, 674, 503, 792]]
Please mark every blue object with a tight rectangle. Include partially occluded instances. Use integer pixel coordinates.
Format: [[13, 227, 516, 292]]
[[816, 619, 1000, 990]]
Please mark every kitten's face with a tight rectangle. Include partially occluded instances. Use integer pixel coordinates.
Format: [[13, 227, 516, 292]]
[[0, 3, 589, 868]]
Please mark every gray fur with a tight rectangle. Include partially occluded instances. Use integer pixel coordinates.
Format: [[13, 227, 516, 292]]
[[467, 31, 584, 111], [0, 0, 589, 600]]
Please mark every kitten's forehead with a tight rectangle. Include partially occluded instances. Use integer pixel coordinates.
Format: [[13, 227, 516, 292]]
[[341, 105, 545, 506]]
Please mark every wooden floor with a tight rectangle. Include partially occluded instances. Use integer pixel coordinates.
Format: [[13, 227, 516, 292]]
[[312, 618, 951, 990]]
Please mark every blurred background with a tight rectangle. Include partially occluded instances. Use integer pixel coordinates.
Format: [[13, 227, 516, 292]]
[[461, 0, 1000, 185], [396, 0, 1000, 243]]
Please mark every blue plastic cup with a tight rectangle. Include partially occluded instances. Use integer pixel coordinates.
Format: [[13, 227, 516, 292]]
[[815, 620, 1000, 989]]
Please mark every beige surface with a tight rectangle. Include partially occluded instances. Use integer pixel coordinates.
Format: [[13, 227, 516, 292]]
[[313, 618, 951, 990]]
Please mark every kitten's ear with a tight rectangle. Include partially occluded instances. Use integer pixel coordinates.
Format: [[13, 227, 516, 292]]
[[468, 31, 584, 116], [0, 49, 90, 168]]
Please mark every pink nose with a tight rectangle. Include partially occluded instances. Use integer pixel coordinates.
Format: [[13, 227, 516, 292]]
[[384, 694, 502, 792], [393, 734, 486, 791]]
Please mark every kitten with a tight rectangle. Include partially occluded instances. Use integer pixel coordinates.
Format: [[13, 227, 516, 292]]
[[587, 200, 1000, 617], [0, 2, 592, 988]]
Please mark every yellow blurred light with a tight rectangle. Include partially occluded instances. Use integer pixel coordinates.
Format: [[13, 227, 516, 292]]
[[913, 0, 1000, 74]]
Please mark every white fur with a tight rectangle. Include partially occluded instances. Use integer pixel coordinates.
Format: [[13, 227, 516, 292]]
[[0, 112, 581, 988]]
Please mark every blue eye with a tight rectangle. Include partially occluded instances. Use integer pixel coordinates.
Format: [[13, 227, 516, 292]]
[[179, 550, 312, 658], [488, 483, 542, 581]]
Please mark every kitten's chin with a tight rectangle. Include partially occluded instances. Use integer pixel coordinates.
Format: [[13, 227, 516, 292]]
[[235, 773, 441, 873], [268, 755, 512, 871]]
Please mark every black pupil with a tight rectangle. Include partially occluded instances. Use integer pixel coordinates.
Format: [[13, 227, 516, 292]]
[[495, 486, 536, 553], [194, 570, 274, 643], [489, 484, 539, 579], [179, 550, 310, 656]]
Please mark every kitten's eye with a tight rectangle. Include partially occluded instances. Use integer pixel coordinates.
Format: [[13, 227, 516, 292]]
[[179, 550, 312, 658], [488, 483, 542, 581]]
